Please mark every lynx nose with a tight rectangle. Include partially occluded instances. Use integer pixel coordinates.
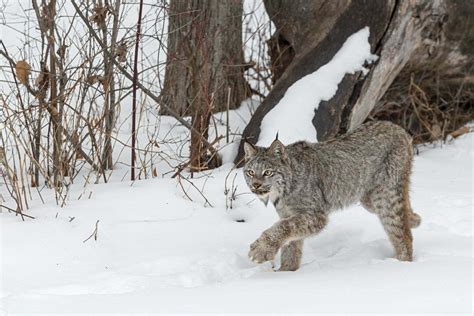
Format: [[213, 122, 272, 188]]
[[252, 182, 262, 190]]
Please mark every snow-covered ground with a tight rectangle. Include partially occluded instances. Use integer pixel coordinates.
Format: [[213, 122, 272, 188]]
[[1, 128, 472, 314]]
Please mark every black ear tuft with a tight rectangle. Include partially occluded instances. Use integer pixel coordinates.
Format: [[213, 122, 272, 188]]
[[275, 132, 279, 141]]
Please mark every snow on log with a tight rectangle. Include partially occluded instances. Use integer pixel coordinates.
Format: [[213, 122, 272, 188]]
[[258, 27, 376, 146]]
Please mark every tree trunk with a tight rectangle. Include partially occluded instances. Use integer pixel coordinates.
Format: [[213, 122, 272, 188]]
[[348, 0, 474, 142], [160, 0, 250, 116], [101, 0, 121, 171], [47, 0, 63, 187], [161, 0, 250, 171], [235, 0, 473, 165]]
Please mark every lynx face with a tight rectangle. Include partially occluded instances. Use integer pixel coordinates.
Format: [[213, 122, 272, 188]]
[[243, 140, 287, 205]]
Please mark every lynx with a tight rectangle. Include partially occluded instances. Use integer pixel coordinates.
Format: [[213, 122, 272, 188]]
[[243, 121, 421, 271]]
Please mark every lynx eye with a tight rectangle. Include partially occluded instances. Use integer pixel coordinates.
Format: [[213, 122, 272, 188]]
[[263, 169, 274, 177], [246, 170, 255, 177]]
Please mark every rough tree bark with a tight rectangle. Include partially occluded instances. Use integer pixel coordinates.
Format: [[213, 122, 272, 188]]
[[266, 32, 294, 85], [235, 0, 473, 165], [160, 0, 250, 116]]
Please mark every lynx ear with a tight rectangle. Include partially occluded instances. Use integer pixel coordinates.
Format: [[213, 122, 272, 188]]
[[243, 141, 257, 161], [268, 139, 286, 159]]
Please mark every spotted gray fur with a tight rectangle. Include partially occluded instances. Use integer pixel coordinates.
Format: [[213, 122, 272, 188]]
[[243, 121, 421, 271]]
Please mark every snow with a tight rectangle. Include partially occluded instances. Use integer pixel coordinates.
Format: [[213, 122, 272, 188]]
[[1, 126, 472, 314], [258, 27, 378, 146]]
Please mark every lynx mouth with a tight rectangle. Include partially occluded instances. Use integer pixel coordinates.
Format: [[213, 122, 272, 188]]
[[252, 189, 270, 195]]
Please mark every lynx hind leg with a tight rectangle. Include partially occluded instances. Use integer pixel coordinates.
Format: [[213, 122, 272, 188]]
[[279, 240, 303, 271], [362, 186, 414, 261]]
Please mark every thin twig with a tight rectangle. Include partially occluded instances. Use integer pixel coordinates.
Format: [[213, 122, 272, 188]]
[[83, 220, 100, 243], [131, 0, 144, 181], [178, 175, 213, 207], [0, 204, 35, 219]]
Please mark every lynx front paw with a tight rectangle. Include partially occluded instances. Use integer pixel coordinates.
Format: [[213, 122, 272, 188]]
[[248, 236, 279, 264]]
